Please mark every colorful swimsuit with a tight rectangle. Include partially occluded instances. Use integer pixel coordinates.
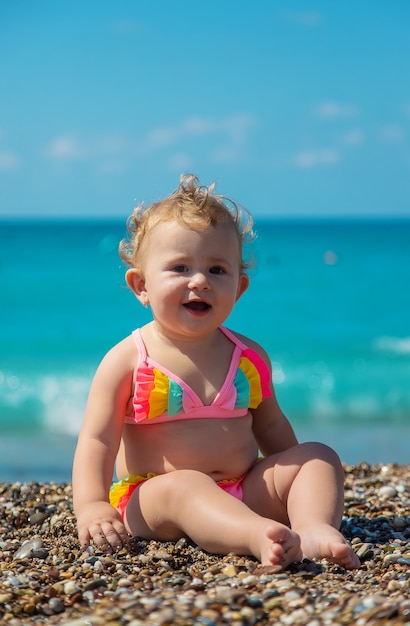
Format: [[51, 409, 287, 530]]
[[124, 325, 273, 424], [110, 326, 272, 514]]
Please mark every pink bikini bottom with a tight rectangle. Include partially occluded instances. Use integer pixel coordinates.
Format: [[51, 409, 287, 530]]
[[109, 471, 246, 520]]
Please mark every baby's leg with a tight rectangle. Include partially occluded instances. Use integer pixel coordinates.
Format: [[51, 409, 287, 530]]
[[242, 443, 360, 569], [124, 469, 302, 568]]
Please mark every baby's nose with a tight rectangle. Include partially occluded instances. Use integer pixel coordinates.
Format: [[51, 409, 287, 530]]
[[188, 271, 210, 289]]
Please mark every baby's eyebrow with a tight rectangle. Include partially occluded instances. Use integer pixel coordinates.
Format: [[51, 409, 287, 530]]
[[208, 258, 235, 267]]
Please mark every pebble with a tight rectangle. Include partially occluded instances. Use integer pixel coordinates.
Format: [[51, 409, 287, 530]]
[[12, 536, 49, 560], [0, 464, 409, 624], [48, 596, 66, 613], [378, 485, 397, 498], [355, 542, 373, 559], [64, 580, 81, 595]]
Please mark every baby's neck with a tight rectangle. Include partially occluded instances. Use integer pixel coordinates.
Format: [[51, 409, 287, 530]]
[[145, 321, 223, 353]]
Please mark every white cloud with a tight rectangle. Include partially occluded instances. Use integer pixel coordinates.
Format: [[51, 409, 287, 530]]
[[315, 101, 359, 119], [181, 117, 216, 135], [339, 129, 365, 146], [141, 127, 179, 151], [293, 148, 340, 169], [46, 133, 130, 164], [138, 114, 256, 163], [223, 114, 256, 143], [0, 151, 20, 170], [167, 153, 194, 171], [141, 114, 255, 151], [47, 135, 86, 159], [45, 115, 256, 171], [378, 124, 406, 143]]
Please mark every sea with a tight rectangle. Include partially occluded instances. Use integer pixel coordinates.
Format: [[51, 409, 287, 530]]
[[1, 218, 409, 482]]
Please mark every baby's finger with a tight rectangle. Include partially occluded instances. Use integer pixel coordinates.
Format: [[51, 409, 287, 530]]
[[101, 521, 128, 550], [89, 524, 111, 550], [112, 520, 130, 547], [78, 527, 91, 551]]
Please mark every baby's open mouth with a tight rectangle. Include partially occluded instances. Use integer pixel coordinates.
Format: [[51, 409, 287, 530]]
[[184, 301, 211, 312]]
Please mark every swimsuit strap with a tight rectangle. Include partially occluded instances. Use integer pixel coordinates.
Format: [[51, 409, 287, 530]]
[[131, 328, 147, 364], [133, 327, 245, 355], [132, 326, 250, 365], [219, 326, 249, 351]]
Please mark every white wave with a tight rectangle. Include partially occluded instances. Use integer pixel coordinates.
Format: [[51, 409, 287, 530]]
[[373, 336, 410, 354], [42, 375, 90, 436], [0, 369, 91, 436], [307, 392, 400, 423], [309, 395, 341, 420]]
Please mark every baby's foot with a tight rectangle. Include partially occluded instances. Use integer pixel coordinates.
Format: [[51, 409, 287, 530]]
[[297, 523, 360, 569], [252, 521, 303, 569]]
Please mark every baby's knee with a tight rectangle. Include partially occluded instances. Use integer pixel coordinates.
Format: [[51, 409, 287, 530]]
[[154, 469, 213, 498], [304, 440, 341, 461], [296, 441, 344, 474], [284, 441, 342, 468]]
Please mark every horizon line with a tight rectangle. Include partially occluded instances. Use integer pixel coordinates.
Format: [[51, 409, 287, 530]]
[[1, 214, 410, 223]]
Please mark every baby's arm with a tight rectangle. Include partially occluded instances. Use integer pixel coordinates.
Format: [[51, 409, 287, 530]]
[[72, 338, 135, 551], [241, 338, 299, 456], [252, 389, 299, 457]]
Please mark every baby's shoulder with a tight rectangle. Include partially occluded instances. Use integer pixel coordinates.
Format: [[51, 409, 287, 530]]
[[100, 333, 139, 369], [226, 328, 271, 365]]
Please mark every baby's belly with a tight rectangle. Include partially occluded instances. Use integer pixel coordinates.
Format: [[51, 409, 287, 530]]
[[116, 415, 259, 481]]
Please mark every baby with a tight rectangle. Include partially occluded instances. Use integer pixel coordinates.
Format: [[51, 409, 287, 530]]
[[73, 174, 360, 570]]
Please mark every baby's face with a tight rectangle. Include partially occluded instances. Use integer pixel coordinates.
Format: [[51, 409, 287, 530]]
[[135, 219, 249, 338]]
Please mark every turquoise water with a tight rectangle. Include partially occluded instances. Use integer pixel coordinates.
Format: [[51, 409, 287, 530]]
[[1, 219, 409, 480]]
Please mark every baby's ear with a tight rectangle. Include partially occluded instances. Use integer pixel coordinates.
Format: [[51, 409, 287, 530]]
[[236, 273, 249, 301], [125, 269, 149, 307]]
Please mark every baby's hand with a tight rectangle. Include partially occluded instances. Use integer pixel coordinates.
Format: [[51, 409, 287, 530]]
[[76, 501, 129, 552]]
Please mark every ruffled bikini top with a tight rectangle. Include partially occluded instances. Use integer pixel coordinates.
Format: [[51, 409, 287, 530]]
[[124, 326, 272, 425]]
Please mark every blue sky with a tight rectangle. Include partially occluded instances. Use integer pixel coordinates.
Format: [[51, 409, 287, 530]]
[[1, 1, 409, 219]]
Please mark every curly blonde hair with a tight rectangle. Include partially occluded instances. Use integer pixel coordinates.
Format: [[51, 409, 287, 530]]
[[119, 174, 255, 271]]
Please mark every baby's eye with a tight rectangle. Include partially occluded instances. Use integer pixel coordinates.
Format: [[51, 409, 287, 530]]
[[172, 264, 188, 273], [209, 266, 225, 275]]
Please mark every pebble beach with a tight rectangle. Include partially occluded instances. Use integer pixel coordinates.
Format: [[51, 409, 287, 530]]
[[0, 463, 409, 626]]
